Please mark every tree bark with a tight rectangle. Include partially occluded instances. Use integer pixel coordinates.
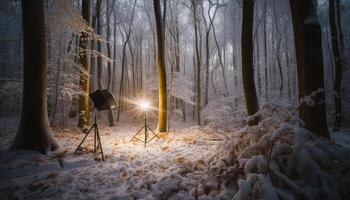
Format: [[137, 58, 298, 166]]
[[11, 0, 58, 153], [153, 0, 167, 132], [289, 0, 330, 138], [106, 0, 115, 126], [50, 34, 62, 127], [112, 10, 117, 95], [241, 0, 259, 125], [96, 0, 103, 89], [272, 2, 284, 98], [329, 0, 343, 131], [78, 0, 91, 128], [90, 8, 96, 92], [204, 30, 210, 106], [263, 0, 268, 101], [192, 0, 201, 125]]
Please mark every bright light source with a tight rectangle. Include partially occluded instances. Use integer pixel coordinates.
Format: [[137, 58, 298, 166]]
[[139, 100, 150, 111]]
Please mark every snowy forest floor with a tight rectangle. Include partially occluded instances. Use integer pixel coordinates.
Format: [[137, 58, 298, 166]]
[[0, 115, 229, 199], [1, 103, 350, 199]]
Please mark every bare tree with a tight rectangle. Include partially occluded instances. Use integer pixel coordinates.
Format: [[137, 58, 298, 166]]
[[116, 0, 137, 122], [201, 0, 217, 106], [208, 1, 229, 97]]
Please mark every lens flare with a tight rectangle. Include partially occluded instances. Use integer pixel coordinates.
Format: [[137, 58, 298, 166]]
[[139, 100, 150, 111]]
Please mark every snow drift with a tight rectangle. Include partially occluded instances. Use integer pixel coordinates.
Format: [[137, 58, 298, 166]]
[[207, 103, 350, 199]]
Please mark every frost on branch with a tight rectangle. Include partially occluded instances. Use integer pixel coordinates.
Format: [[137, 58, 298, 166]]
[[300, 88, 326, 107], [46, 0, 95, 39], [45, 0, 106, 118], [170, 72, 195, 105], [201, 96, 247, 131]]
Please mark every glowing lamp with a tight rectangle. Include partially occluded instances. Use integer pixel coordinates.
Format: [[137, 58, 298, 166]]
[[130, 99, 159, 147], [139, 100, 150, 111]]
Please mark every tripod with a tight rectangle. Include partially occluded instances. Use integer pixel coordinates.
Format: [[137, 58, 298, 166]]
[[130, 111, 159, 147], [75, 110, 105, 161]]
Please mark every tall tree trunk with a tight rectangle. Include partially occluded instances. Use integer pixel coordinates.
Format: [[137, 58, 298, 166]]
[[204, 30, 210, 106], [192, 0, 201, 125], [96, 0, 103, 89], [230, 7, 238, 107], [117, 40, 128, 121], [209, 5, 228, 97], [112, 10, 117, 95], [128, 41, 136, 97], [175, 16, 181, 110], [335, 0, 345, 64], [242, 0, 259, 125], [90, 9, 97, 92], [182, 44, 187, 122], [329, 0, 343, 131], [263, 0, 268, 100], [106, 0, 115, 126], [201, 1, 213, 107], [253, 3, 261, 98], [153, 0, 167, 132], [78, 0, 91, 128], [50, 34, 62, 127], [284, 28, 292, 102], [11, 0, 58, 153], [273, 3, 284, 98], [255, 28, 262, 97], [117, 0, 137, 121], [289, 0, 330, 138], [193, 48, 196, 121]]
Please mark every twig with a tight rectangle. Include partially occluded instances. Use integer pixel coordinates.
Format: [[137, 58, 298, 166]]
[[264, 141, 274, 176]]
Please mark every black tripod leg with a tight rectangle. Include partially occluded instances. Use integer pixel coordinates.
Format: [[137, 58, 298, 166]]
[[129, 126, 145, 142], [75, 125, 94, 153], [96, 127, 105, 161], [94, 126, 97, 152], [147, 126, 160, 138], [144, 127, 148, 148]]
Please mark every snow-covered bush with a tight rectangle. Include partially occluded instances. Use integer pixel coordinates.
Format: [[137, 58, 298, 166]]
[[207, 103, 350, 199]]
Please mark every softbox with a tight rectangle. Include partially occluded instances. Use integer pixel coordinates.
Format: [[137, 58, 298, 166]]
[[90, 89, 118, 111]]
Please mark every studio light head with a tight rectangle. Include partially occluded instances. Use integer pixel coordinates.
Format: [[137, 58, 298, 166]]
[[138, 100, 150, 111]]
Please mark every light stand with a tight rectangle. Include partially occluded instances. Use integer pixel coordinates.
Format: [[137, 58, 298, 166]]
[[75, 109, 105, 161], [130, 110, 159, 147]]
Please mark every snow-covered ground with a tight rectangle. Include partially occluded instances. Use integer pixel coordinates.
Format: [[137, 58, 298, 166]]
[[1, 103, 350, 199], [0, 116, 229, 199], [331, 130, 350, 149]]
